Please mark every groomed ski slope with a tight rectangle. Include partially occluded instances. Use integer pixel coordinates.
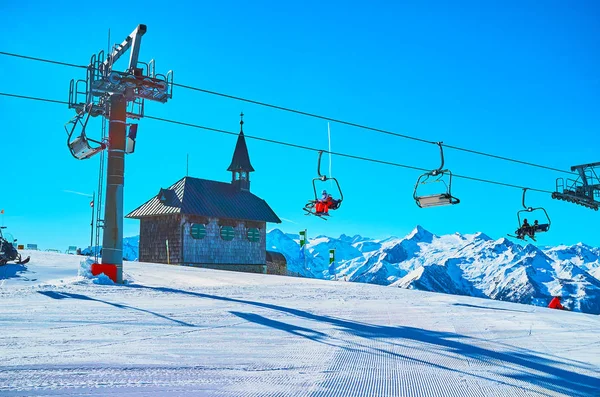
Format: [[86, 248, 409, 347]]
[[1, 251, 599, 397]]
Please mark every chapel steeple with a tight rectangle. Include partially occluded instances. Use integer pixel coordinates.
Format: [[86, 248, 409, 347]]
[[227, 112, 255, 191]]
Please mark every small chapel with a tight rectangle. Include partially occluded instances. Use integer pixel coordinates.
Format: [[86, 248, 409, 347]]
[[126, 114, 282, 273]]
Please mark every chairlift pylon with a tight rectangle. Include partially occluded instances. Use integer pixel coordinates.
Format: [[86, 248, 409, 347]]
[[64, 104, 106, 160], [507, 188, 551, 242], [413, 142, 460, 208], [303, 150, 343, 220], [552, 162, 600, 211]]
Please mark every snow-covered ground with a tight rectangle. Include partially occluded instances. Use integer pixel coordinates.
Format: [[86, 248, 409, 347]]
[[1, 251, 599, 396]]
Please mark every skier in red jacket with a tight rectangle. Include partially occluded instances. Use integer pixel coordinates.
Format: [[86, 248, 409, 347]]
[[548, 296, 565, 310], [315, 191, 341, 216], [315, 190, 329, 215]]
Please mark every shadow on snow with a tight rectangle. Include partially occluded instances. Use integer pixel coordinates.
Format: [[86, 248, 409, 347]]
[[126, 284, 599, 397], [37, 290, 195, 327]]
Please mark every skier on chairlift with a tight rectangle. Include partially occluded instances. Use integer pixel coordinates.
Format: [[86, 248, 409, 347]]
[[315, 190, 341, 216], [516, 219, 529, 239], [326, 194, 341, 211], [303, 151, 344, 219], [315, 190, 328, 215], [516, 219, 535, 239]]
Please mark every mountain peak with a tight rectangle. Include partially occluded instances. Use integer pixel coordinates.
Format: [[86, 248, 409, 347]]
[[523, 243, 543, 254], [339, 233, 367, 244], [267, 228, 299, 240], [405, 225, 434, 243], [473, 232, 492, 242], [267, 228, 286, 237], [575, 242, 595, 250], [496, 237, 513, 246]]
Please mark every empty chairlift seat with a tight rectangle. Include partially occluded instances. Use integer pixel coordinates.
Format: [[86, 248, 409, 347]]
[[415, 193, 460, 208], [68, 135, 106, 160], [64, 104, 106, 161], [413, 142, 460, 209]]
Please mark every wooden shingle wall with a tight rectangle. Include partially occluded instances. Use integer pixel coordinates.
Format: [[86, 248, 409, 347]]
[[181, 215, 267, 272], [139, 215, 183, 264]]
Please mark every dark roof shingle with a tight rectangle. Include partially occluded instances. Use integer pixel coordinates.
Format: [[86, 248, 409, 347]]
[[126, 177, 280, 223]]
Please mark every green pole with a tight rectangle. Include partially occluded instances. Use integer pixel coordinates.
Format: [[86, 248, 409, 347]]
[[329, 249, 335, 280], [300, 229, 308, 271]]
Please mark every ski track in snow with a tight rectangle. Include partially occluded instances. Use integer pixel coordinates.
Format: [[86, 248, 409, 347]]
[[1, 253, 599, 396]]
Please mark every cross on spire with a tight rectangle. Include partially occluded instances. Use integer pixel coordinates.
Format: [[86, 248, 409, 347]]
[[240, 112, 244, 132]]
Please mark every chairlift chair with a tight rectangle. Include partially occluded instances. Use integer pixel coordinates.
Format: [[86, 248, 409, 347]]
[[65, 104, 106, 160], [413, 142, 460, 208], [303, 151, 344, 220], [68, 134, 106, 160], [508, 188, 551, 242]]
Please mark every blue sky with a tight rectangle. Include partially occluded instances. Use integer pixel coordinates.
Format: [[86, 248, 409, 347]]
[[1, 0, 599, 249]]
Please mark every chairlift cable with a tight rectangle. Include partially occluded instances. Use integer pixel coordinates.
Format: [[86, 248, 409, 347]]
[[144, 115, 555, 194], [0, 92, 68, 105], [0, 51, 576, 176], [0, 91, 557, 196], [169, 83, 575, 176], [0, 51, 88, 69]]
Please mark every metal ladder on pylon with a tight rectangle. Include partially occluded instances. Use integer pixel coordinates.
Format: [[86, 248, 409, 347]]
[[93, 117, 107, 263]]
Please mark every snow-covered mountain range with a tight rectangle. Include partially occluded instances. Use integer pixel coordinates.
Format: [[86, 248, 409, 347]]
[[267, 227, 600, 315]]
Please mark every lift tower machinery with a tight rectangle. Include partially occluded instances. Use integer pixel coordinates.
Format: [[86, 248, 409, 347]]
[[65, 24, 173, 283], [552, 162, 600, 211]]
